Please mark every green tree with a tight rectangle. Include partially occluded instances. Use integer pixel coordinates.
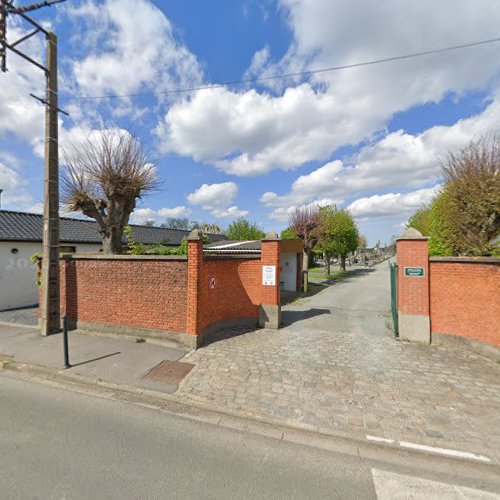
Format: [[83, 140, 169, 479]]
[[226, 218, 266, 240], [407, 136, 500, 256], [440, 136, 500, 255], [317, 206, 359, 271], [280, 227, 297, 239]]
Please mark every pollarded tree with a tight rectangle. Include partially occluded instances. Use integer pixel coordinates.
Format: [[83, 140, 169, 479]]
[[289, 205, 320, 291], [63, 129, 157, 254], [318, 205, 359, 271]]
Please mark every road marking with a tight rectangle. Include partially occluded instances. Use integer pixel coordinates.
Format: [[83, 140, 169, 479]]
[[366, 435, 492, 464], [366, 435, 395, 444], [398, 441, 491, 463], [372, 468, 500, 499]]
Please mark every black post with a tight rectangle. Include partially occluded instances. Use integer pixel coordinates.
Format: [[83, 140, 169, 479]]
[[63, 315, 70, 369]]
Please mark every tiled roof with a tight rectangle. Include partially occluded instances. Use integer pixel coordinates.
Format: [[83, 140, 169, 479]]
[[0, 210, 226, 246], [204, 240, 262, 252]]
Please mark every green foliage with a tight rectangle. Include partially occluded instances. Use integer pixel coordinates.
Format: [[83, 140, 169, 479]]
[[226, 218, 266, 240], [31, 253, 41, 286], [316, 205, 359, 259], [124, 225, 178, 255], [407, 136, 500, 256], [280, 227, 297, 239]]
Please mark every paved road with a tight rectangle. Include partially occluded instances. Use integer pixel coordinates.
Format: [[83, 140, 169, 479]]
[[180, 261, 500, 463], [0, 374, 498, 500]]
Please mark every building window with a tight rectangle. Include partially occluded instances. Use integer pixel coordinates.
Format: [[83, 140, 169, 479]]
[[59, 246, 76, 254]]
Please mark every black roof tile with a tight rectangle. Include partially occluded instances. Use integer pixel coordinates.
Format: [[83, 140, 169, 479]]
[[0, 210, 225, 246]]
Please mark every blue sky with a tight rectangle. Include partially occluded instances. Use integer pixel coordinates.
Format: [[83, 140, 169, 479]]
[[1, 0, 499, 245]]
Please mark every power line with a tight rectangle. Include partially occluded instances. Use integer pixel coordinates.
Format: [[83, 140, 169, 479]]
[[60, 36, 500, 102]]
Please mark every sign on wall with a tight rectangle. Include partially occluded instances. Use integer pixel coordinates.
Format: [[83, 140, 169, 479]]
[[404, 267, 425, 277], [208, 274, 217, 291], [262, 265, 276, 286]]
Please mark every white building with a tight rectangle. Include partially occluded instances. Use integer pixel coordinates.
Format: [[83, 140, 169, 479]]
[[0, 210, 224, 311]]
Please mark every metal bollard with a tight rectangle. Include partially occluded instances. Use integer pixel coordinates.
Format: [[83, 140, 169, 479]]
[[63, 315, 71, 369]]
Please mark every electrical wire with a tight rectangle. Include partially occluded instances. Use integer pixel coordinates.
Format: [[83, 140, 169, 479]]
[[59, 36, 500, 101]]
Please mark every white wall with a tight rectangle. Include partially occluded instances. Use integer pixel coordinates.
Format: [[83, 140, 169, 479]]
[[281, 252, 298, 292], [0, 241, 102, 311]]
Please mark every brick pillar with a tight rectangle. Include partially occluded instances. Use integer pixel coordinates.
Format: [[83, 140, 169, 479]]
[[186, 229, 204, 338], [396, 227, 430, 343], [259, 231, 281, 329]]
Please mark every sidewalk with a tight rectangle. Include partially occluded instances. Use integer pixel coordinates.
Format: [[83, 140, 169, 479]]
[[0, 323, 189, 393]]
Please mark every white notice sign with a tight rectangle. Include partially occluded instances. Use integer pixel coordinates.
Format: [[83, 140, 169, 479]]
[[262, 265, 276, 286]]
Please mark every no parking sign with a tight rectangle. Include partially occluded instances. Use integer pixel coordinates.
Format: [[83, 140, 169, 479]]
[[208, 274, 217, 291]]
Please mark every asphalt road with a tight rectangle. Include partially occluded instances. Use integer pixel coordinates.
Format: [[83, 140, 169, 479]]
[[1, 374, 499, 500]]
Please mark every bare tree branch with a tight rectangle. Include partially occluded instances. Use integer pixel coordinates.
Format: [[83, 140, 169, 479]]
[[62, 129, 158, 254]]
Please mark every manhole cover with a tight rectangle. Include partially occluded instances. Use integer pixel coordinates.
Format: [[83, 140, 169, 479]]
[[145, 360, 195, 385]]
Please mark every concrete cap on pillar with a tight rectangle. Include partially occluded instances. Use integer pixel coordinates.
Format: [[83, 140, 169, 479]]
[[187, 228, 204, 241], [396, 227, 428, 241], [262, 230, 280, 241]]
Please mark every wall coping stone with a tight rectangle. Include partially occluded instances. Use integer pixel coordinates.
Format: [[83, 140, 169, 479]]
[[204, 254, 261, 261], [396, 227, 428, 241], [429, 256, 500, 264], [61, 253, 187, 261]]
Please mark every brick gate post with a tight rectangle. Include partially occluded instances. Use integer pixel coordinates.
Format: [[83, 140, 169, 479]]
[[260, 231, 281, 329], [396, 227, 430, 343], [187, 229, 204, 337]]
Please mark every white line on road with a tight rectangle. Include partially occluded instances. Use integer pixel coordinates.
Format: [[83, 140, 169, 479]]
[[398, 441, 491, 463], [366, 435, 492, 464], [366, 435, 395, 444]]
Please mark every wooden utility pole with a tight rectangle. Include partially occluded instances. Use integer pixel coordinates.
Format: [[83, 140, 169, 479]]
[[0, 1, 68, 335], [40, 32, 60, 335]]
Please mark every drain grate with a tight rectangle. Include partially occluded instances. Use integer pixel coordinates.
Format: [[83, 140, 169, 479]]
[[144, 360, 195, 385]]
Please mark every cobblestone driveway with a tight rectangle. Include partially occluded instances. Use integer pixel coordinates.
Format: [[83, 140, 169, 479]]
[[179, 263, 500, 463]]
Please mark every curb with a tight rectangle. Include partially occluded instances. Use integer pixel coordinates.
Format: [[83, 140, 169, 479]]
[[1, 356, 499, 482]]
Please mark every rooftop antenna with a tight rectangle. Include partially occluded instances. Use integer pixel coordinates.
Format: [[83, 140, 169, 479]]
[[1, 0, 69, 335]]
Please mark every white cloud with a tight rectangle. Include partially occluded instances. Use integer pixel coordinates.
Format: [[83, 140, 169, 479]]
[[0, 161, 36, 210], [261, 96, 500, 210], [187, 182, 248, 218], [0, 22, 45, 152], [211, 206, 249, 218], [156, 0, 500, 176], [131, 206, 191, 225], [347, 187, 439, 221], [157, 206, 191, 218], [68, 0, 203, 98], [269, 198, 340, 222], [187, 182, 238, 209]]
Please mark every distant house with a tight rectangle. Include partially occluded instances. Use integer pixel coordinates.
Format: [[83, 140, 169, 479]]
[[0, 210, 225, 311]]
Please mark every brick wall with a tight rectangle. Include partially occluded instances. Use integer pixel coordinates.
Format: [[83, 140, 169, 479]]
[[51, 235, 299, 347], [197, 256, 262, 332], [396, 238, 429, 316], [60, 256, 188, 334], [430, 259, 500, 346]]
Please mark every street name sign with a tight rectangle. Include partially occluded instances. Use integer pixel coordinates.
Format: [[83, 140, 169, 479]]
[[404, 267, 425, 277]]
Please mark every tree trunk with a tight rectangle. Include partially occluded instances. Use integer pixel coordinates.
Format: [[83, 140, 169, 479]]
[[102, 225, 123, 254], [303, 250, 309, 293], [340, 255, 346, 271], [324, 252, 331, 276]]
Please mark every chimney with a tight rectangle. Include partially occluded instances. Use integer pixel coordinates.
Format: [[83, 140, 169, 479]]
[[0, 189, 3, 210]]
